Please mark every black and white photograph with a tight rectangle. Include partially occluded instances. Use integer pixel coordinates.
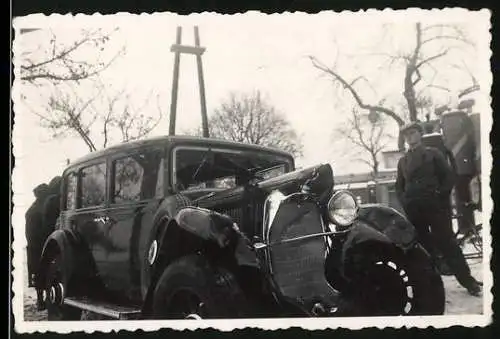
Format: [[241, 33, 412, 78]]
[[11, 8, 492, 333]]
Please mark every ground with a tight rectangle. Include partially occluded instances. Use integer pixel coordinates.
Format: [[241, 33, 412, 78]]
[[22, 257, 484, 321]]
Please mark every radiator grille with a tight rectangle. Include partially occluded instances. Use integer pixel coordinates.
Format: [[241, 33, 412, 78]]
[[217, 207, 243, 226], [215, 201, 264, 238], [269, 204, 337, 307]]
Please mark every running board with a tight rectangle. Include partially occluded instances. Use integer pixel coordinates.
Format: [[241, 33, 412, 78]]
[[64, 297, 142, 320]]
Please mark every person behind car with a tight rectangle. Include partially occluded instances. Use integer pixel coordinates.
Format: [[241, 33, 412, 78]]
[[421, 119, 456, 276], [395, 122, 482, 296], [25, 183, 49, 288], [42, 176, 62, 243]]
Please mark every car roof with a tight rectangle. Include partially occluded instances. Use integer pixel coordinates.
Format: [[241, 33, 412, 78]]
[[63, 135, 294, 173]]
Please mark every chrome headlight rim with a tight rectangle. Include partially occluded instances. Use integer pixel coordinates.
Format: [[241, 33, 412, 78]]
[[327, 190, 359, 227]]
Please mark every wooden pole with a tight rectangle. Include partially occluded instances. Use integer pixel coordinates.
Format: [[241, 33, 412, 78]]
[[169, 27, 182, 136], [194, 26, 209, 138]]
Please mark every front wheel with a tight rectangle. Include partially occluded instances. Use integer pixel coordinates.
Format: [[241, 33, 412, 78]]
[[151, 255, 248, 319], [404, 244, 446, 315], [344, 245, 445, 316]]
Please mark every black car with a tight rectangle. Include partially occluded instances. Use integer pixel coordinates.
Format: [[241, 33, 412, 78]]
[[34, 135, 445, 320]]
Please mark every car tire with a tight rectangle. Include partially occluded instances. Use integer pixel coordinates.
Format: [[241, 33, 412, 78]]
[[344, 245, 445, 316], [44, 252, 82, 320], [151, 254, 248, 319], [404, 245, 446, 315]]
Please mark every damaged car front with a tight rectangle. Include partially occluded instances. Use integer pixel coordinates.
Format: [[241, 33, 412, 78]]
[[250, 163, 446, 317]]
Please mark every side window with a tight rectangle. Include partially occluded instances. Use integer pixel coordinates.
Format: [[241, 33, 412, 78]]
[[113, 150, 163, 204], [80, 162, 106, 208], [114, 157, 144, 203], [65, 172, 77, 210]]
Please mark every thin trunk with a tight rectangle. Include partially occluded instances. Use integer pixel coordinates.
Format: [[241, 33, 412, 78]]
[[404, 23, 422, 122]]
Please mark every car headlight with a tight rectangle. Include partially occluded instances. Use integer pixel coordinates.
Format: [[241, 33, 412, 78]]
[[327, 190, 359, 226]]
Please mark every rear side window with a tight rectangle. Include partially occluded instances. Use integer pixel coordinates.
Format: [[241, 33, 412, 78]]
[[114, 157, 144, 203], [113, 150, 163, 204], [80, 162, 106, 208], [65, 172, 77, 210]]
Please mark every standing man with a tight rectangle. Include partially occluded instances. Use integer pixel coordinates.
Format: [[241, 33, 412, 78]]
[[395, 122, 482, 296], [25, 183, 49, 288]]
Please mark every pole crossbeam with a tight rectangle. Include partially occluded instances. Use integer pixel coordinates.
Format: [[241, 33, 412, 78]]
[[170, 44, 206, 55]]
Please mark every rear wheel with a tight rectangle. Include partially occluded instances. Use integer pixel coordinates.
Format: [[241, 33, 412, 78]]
[[151, 255, 248, 319], [44, 253, 82, 320]]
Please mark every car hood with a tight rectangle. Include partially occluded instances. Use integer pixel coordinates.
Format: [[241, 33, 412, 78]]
[[257, 163, 334, 197], [191, 163, 334, 206]]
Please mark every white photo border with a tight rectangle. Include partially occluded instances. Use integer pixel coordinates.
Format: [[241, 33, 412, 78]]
[[11, 7, 493, 334]]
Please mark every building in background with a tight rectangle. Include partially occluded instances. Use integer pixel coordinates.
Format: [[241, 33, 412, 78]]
[[334, 152, 403, 213]]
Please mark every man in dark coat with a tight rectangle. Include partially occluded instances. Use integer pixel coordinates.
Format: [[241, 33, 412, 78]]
[[395, 122, 482, 296], [25, 183, 49, 288], [42, 176, 63, 239]]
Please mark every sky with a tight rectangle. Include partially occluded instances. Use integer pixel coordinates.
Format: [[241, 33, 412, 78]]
[[12, 9, 492, 215]]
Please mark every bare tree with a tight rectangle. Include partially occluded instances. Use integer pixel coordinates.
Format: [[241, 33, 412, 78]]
[[19, 28, 124, 85], [310, 22, 473, 150], [200, 91, 303, 157], [34, 79, 163, 152], [334, 108, 393, 177]]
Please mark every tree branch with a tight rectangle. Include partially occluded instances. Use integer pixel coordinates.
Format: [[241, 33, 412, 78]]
[[22, 33, 91, 70], [309, 56, 405, 126], [415, 49, 449, 70], [20, 29, 123, 84]]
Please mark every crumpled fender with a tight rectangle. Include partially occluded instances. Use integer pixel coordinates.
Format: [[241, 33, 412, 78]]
[[141, 207, 259, 316], [340, 220, 395, 278], [150, 194, 192, 242], [174, 207, 260, 267], [174, 207, 236, 248], [357, 204, 417, 249], [342, 220, 392, 258]]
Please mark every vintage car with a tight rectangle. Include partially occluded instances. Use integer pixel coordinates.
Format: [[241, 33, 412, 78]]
[[35, 136, 445, 320]]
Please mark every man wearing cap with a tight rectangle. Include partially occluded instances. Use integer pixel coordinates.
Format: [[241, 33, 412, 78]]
[[395, 121, 482, 296]]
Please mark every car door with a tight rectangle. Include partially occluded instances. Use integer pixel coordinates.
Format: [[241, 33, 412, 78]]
[[106, 147, 164, 302], [70, 159, 112, 293]]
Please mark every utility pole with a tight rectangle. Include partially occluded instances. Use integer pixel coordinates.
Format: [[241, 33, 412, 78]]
[[169, 27, 182, 136], [169, 26, 209, 137], [194, 27, 209, 138]]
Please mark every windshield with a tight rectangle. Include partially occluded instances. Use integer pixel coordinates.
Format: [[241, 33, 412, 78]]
[[173, 147, 292, 191]]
